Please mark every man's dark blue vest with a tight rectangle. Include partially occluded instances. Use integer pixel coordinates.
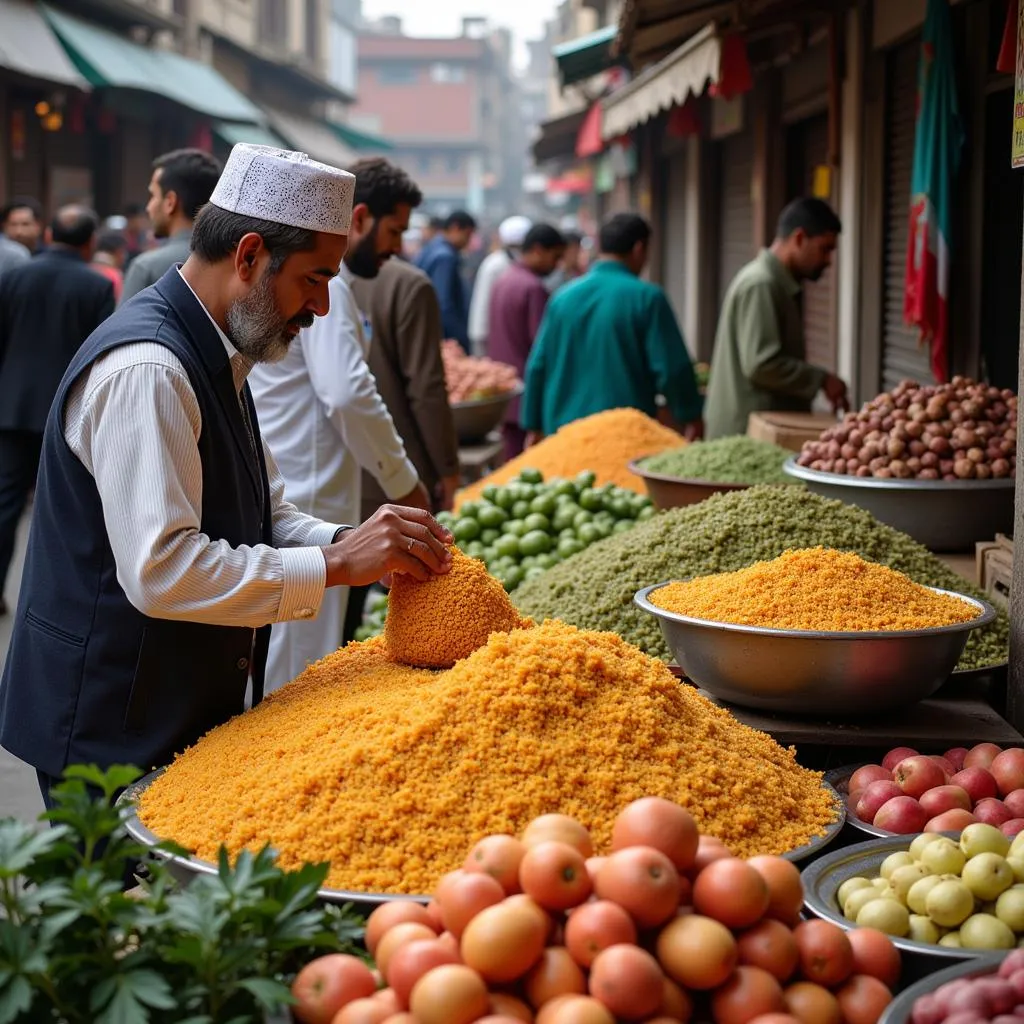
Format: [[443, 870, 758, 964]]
[[0, 267, 272, 778]]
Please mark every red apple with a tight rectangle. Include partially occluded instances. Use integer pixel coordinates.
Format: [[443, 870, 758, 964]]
[[1002, 819, 1024, 837], [951, 767, 1000, 804], [856, 780, 904, 823], [874, 796, 929, 834], [924, 808, 977, 832], [974, 798, 1013, 826], [964, 743, 1003, 770], [882, 746, 919, 772], [920, 785, 972, 818], [893, 756, 947, 798], [847, 789, 864, 813], [1004, 790, 1024, 818], [992, 749, 1024, 798], [849, 764, 892, 792], [929, 755, 956, 780], [944, 747, 970, 772]]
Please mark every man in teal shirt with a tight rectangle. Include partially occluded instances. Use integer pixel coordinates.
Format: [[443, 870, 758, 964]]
[[704, 197, 849, 439], [521, 213, 703, 441]]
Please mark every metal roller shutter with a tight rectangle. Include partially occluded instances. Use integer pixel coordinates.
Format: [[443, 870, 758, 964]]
[[881, 39, 932, 391], [662, 149, 688, 326], [788, 113, 837, 373], [717, 130, 755, 312]]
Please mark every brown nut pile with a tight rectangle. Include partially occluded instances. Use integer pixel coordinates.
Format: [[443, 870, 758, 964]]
[[797, 377, 1017, 480]]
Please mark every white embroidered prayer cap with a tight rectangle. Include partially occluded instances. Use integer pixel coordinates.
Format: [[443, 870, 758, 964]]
[[208, 144, 356, 235], [498, 215, 532, 247]]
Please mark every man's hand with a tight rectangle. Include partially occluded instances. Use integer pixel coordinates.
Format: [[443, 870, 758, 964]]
[[395, 480, 432, 513], [823, 373, 851, 415], [438, 473, 460, 512], [323, 505, 453, 587], [525, 431, 544, 449], [682, 419, 704, 441]]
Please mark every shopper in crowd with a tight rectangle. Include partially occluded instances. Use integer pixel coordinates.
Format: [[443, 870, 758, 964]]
[[0, 205, 114, 617], [467, 214, 532, 356], [704, 197, 849, 440], [0, 229, 29, 280], [415, 209, 476, 351], [0, 145, 451, 805], [121, 202, 151, 265], [250, 156, 431, 693], [521, 212, 703, 444], [545, 229, 586, 292], [421, 215, 444, 247], [488, 223, 566, 460], [346, 252, 461, 642], [1, 197, 43, 253], [120, 148, 222, 305], [91, 230, 128, 302]]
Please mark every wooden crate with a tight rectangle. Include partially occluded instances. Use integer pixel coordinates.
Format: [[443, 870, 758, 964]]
[[976, 534, 1014, 607], [746, 411, 838, 452]]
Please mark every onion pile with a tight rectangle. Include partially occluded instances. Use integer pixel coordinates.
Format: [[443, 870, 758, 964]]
[[443, 341, 521, 404], [796, 378, 1017, 480]]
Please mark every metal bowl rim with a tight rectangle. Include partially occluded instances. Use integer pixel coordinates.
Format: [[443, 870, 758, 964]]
[[626, 457, 756, 491], [635, 583, 996, 641], [801, 832, 998, 959], [877, 954, 1007, 1024], [784, 457, 1016, 491], [449, 382, 524, 410], [118, 768, 432, 904], [782, 780, 847, 863]]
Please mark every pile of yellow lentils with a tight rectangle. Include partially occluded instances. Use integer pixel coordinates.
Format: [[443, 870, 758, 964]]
[[455, 407, 682, 508], [139, 619, 838, 894], [649, 547, 979, 632]]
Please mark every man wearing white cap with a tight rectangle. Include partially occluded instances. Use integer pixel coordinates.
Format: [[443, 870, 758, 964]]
[[467, 214, 532, 356], [0, 144, 452, 805]]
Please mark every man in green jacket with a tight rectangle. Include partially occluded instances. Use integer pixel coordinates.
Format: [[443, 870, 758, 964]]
[[705, 197, 849, 439], [520, 213, 703, 442]]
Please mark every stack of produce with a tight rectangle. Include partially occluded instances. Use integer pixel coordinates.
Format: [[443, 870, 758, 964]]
[[441, 469, 654, 592], [442, 340, 521, 403], [846, 743, 1024, 836], [648, 548, 978, 631], [836, 824, 1024, 949], [138, 621, 838, 894], [455, 408, 683, 508], [513, 485, 1009, 672], [796, 377, 1017, 479], [292, 800, 901, 1024], [907, 950, 1024, 1024], [639, 436, 796, 486]]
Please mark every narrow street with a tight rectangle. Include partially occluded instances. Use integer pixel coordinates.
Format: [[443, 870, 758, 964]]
[[0, 513, 44, 824]]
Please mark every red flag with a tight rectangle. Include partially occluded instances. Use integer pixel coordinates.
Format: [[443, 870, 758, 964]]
[[709, 33, 753, 101], [998, 0, 1017, 73], [576, 101, 603, 158], [667, 97, 702, 138]]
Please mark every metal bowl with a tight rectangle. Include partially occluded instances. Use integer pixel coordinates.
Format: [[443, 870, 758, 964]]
[[635, 584, 996, 716], [627, 458, 751, 509], [801, 833, 989, 962], [450, 385, 523, 444], [780, 781, 847, 863], [783, 459, 1015, 552], [878, 954, 1007, 1023], [118, 769, 430, 913]]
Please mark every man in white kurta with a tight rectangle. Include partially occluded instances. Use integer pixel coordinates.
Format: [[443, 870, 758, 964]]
[[467, 215, 531, 356], [250, 159, 431, 691]]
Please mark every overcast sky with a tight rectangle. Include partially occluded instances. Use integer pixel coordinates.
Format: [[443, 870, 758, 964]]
[[361, 0, 559, 66]]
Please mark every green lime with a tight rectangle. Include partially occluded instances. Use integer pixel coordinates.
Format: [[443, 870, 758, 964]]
[[503, 520, 529, 538], [610, 497, 634, 519], [511, 501, 531, 520], [579, 489, 604, 512], [573, 510, 594, 529], [519, 468, 543, 485], [465, 540, 485, 558], [638, 506, 657, 521], [459, 501, 480, 519], [493, 487, 515, 510], [525, 566, 547, 581], [520, 555, 538, 570], [575, 470, 597, 489], [536, 553, 560, 570], [523, 512, 551, 533], [453, 518, 481, 542], [529, 493, 558, 517], [552, 504, 581, 532], [499, 566, 525, 591], [552, 480, 578, 498], [558, 537, 585, 559], [591, 521, 612, 540], [613, 519, 635, 534], [576, 523, 601, 546], [520, 530, 553, 556], [479, 528, 500, 545], [481, 484, 499, 502], [436, 511, 455, 529], [477, 504, 508, 529], [495, 534, 521, 559], [594, 511, 615, 527]]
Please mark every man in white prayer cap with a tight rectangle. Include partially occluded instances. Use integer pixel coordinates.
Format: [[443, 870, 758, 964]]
[[0, 144, 453, 808], [467, 214, 532, 356]]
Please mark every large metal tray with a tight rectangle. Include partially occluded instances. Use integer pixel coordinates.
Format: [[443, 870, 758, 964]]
[[450, 385, 523, 444], [801, 834, 990, 962], [878, 954, 1006, 1024], [626, 458, 751, 510], [783, 459, 1015, 552]]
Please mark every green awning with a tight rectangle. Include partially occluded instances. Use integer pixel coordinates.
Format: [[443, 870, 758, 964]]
[[553, 25, 620, 87], [41, 4, 264, 123], [214, 121, 288, 150], [330, 121, 393, 152]]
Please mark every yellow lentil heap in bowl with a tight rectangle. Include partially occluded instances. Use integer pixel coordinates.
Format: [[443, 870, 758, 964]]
[[385, 546, 529, 668], [649, 547, 979, 632], [137, 622, 838, 895]]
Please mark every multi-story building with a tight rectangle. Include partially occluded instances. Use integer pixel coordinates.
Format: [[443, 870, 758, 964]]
[[348, 17, 522, 221]]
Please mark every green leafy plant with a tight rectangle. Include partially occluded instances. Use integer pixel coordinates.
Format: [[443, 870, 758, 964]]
[[0, 764, 364, 1023]]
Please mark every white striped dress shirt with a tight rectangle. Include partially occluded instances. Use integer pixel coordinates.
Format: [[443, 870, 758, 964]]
[[61, 274, 343, 629]]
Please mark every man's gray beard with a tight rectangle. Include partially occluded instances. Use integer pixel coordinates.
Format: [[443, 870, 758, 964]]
[[226, 270, 293, 363]]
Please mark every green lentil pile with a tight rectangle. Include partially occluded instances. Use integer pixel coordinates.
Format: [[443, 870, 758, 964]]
[[639, 437, 796, 486], [513, 485, 1007, 671]]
